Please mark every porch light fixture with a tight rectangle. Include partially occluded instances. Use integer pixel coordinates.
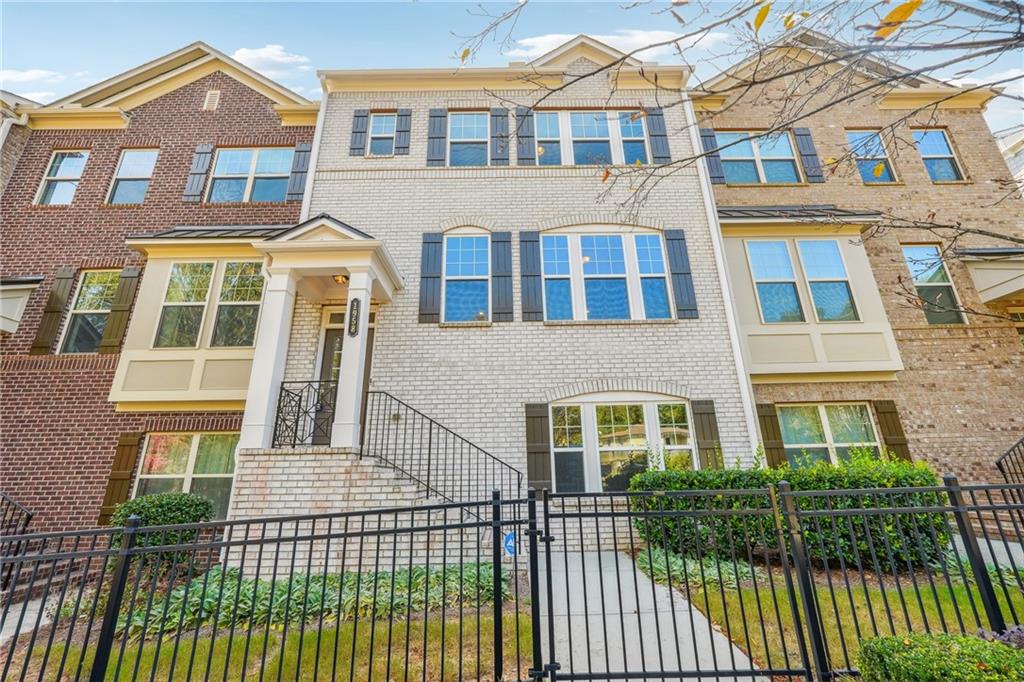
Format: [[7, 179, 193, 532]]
[[333, 274, 349, 285]]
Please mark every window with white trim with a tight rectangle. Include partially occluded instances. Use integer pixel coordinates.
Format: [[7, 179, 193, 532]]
[[796, 240, 859, 322], [846, 130, 896, 184], [535, 112, 562, 166], [368, 113, 397, 156], [714, 131, 801, 184], [746, 241, 805, 323], [108, 149, 159, 204], [533, 111, 650, 166], [448, 112, 489, 167], [550, 397, 693, 492], [207, 147, 294, 203], [442, 234, 490, 322], [900, 245, 965, 324], [912, 129, 964, 182], [154, 261, 264, 348], [540, 231, 671, 321], [211, 262, 265, 347], [776, 403, 880, 467], [37, 150, 89, 205], [59, 270, 121, 353], [134, 433, 239, 519]]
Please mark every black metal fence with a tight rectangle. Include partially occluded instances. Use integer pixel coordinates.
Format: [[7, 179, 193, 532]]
[[272, 380, 338, 447], [997, 435, 1024, 486], [1, 491, 33, 591], [3, 479, 1023, 681], [361, 391, 524, 503]]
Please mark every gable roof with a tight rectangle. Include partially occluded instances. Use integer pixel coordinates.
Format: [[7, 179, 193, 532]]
[[524, 34, 643, 69]]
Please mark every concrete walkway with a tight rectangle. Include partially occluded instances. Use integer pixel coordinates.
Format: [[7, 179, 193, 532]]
[[538, 551, 767, 682], [0, 595, 50, 645]]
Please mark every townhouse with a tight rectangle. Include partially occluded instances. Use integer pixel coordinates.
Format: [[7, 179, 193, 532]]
[[693, 31, 1024, 481], [0, 43, 317, 531]]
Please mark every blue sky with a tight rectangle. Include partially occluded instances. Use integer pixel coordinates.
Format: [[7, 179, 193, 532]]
[[2, 1, 1021, 132]]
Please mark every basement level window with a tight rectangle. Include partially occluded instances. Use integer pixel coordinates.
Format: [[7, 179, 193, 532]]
[[134, 433, 238, 519]]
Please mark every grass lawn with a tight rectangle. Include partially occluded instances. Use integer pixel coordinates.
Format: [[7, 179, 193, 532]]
[[24, 612, 531, 681]]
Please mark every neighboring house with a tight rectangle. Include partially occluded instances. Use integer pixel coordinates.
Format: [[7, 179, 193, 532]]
[[996, 124, 1024, 190], [693, 30, 1024, 482], [0, 43, 317, 531]]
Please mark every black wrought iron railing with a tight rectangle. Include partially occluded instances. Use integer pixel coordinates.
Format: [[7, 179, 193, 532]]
[[271, 380, 338, 448], [996, 435, 1024, 485], [1, 491, 33, 590], [360, 391, 524, 502]]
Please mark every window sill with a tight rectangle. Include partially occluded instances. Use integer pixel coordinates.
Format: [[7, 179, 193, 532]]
[[28, 203, 74, 209], [543, 318, 677, 327], [439, 321, 493, 328], [929, 179, 973, 186], [198, 200, 294, 207], [100, 202, 147, 208], [861, 181, 905, 187], [724, 182, 810, 188]]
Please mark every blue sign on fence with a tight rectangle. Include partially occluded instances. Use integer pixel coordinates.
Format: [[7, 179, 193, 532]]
[[503, 531, 516, 556]]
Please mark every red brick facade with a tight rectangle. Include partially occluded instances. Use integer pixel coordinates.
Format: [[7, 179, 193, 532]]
[[0, 71, 313, 531]]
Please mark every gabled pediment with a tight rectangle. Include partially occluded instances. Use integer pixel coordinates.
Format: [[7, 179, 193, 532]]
[[269, 214, 375, 243], [527, 35, 643, 69]]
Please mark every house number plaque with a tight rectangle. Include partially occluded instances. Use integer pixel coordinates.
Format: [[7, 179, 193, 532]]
[[347, 298, 361, 337]]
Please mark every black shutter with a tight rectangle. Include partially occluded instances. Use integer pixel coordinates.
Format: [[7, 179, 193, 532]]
[[515, 107, 535, 166], [757, 404, 787, 468], [490, 107, 509, 166], [286, 142, 312, 201], [182, 142, 213, 201], [426, 109, 448, 167], [394, 108, 412, 155], [645, 107, 671, 164], [692, 400, 723, 469], [792, 128, 825, 183], [30, 267, 76, 354], [519, 231, 543, 321], [491, 231, 513, 322], [98, 267, 141, 354], [98, 432, 143, 525], [350, 109, 369, 156], [418, 233, 443, 323], [664, 230, 698, 319], [698, 129, 725, 184], [872, 400, 912, 461], [525, 404, 552, 493]]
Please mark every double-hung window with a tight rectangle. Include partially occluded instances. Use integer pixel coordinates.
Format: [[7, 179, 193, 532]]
[[134, 433, 239, 519], [37, 151, 89, 205], [368, 113, 397, 156], [448, 113, 489, 166], [443, 234, 490, 321], [60, 270, 121, 353], [211, 262, 264, 347], [550, 405, 585, 492], [747, 241, 805, 323], [207, 147, 294, 203], [901, 245, 964, 324], [796, 240, 858, 322], [570, 112, 613, 165], [912, 129, 964, 182], [846, 130, 896, 183], [777, 403, 880, 466], [535, 112, 562, 166], [617, 112, 648, 165], [540, 232, 671, 321], [715, 131, 800, 184], [109, 149, 159, 204], [155, 263, 214, 347]]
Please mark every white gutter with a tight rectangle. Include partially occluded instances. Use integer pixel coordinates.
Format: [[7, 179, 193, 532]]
[[299, 78, 329, 221], [681, 91, 761, 458]]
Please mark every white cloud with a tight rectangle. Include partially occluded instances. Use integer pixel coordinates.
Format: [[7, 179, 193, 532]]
[[18, 91, 56, 103], [506, 29, 729, 61], [231, 44, 312, 80], [0, 68, 65, 85], [949, 67, 1024, 133]]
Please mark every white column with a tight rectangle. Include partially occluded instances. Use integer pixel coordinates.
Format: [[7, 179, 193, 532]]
[[239, 268, 298, 449], [331, 269, 373, 449]]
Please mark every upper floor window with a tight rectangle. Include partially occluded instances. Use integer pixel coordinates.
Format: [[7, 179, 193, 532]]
[[369, 113, 397, 156], [777, 403, 880, 467], [59, 270, 120, 353], [746, 241, 805, 323], [715, 131, 800, 184], [155, 261, 264, 347], [846, 130, 896, 184], [901, 245, 964, 324], [37, 151, 89, 205], [796, 240, 858, 322], [207, 147, 294, 203], [536, 112, 562, 166], [912, 129, 964, 182], [443, 234, 490, 321], [134, 433, 238, 519], [533, 111, 650, 166], [540, 232, 671, 321], [109, 149, 159, 205], [449, 112, 489, 167]]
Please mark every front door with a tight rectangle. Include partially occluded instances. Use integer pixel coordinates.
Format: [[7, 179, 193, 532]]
[[312, 324, 344, 444]]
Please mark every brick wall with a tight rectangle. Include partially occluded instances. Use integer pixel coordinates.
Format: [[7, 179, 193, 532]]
[[1, 119, 31, 195], [698, 70, 1024, 481], [0, 71, 313, 531]]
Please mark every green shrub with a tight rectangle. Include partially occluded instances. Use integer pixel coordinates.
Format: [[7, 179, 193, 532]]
[[858, 633, 1024, 681], [635, 548, 763, 590], [109, 493, 214, 548], [629, 457, 949, 566]]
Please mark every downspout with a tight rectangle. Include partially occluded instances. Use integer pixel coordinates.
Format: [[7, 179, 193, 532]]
[[299, 75, 329, 221], [681, 91, 761, 459]]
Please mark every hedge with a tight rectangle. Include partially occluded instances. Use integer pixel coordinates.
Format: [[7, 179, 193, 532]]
[[858, 634, 1024, 681], [109, 492, 214, 548], [628, 457, 949, 566]]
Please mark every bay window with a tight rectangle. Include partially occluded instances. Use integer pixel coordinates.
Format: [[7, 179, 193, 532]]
[[134, 433, 239, 519], [747, 241, 805, 323], [155, 261, 264, 348], [540, 231, 672, 321], [211, 262, 265, 346], [777, 403, 880, 467], [443, 234, 490, 322], [155, 263, 214, 347], [796, 240, 858, 322]]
